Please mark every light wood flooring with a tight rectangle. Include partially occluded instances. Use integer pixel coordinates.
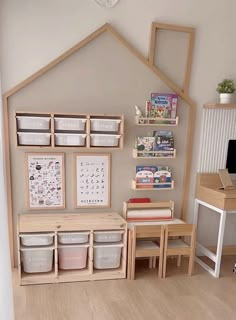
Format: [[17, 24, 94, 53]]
[[13, 256, 236, 320]]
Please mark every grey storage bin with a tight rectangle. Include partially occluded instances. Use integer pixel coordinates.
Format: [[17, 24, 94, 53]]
[[16, 116, 50, 130], [90, 134, 120, 147], [20, 233, 54, 247], [54, 117, 86, 131], [17, 132, 51, 145], [93, 244, 123, 269], [21, 246, 54, 273], [55, 133, 86, 146], [94, 231, 123, 243], [90, 118, 121, 132], [58, 232, 89, 244]]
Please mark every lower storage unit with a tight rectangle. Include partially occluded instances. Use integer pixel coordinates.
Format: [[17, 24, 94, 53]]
[[17, 212, 127, 285], [93, 244, 123, 269], [21, 246, 54, 273], [58, 244, 89, 270]]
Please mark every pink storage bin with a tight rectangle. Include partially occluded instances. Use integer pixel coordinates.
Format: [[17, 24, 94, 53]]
[[58, 244, 89, 270]]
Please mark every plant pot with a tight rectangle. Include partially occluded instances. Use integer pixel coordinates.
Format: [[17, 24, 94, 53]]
[[220, 93, 233, 104]]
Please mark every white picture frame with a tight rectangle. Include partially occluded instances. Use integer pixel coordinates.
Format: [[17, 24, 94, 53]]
[[26, 153, 65, 210], [74, 153, 111, 208]]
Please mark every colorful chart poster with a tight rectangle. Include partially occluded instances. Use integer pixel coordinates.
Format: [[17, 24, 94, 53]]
[[26, 153, 65, 209]]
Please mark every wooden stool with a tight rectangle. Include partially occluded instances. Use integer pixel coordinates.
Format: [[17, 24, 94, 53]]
[[130, 225, 165, 280], [162, 224, 196, 278]]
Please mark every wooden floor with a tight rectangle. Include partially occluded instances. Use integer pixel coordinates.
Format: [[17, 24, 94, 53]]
[[13, 256, 236, 320]]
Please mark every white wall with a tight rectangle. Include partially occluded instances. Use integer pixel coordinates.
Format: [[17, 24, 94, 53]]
[[1, 0, 236, 245], [0, 76, 14, 320]]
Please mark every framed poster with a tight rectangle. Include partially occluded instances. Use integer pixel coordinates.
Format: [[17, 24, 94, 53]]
[[74, 153, 111, 208], [26, 153, 65, 209]]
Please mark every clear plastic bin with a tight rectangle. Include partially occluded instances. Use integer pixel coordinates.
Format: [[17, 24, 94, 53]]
[[54, 117, 86, 131], [58, 232, 89, 244], [90, 134, 120, 147], [90, 119, 121, 132], [58, 244, 89, 270], [93, 244, 122, 269], [16, 116, 51, 130], [17, 132, 51, 145], [94, 231, 123, 243], [20, 233, 54, 246], [21, 246, 54, 273], [55, 133, 86, 146]]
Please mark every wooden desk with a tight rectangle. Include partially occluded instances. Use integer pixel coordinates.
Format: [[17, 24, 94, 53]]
[[194, 173, 236, 278]]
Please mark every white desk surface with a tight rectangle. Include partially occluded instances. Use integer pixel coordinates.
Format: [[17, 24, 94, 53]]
[[128, 218, 185, 229]]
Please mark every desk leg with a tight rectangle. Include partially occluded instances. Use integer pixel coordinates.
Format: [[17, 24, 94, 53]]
[[193, 199, 200, 226], [215, 210, 226, 278]]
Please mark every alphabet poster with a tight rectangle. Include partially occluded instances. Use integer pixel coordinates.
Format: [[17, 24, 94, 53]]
[[26, 153, 65, 209], [75, 153, 111, 208]]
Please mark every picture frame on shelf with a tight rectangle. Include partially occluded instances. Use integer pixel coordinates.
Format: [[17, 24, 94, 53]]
[[74, 153, 111, 208], [25, 153, 65, 210]]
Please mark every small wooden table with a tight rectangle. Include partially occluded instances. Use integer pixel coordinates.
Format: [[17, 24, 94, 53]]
[[194, 173, 236, 278]]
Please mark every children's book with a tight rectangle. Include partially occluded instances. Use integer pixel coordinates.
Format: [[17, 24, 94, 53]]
[[136, 137, 155, 157], [150, 93, 178, 119], [153, 166, 172, 188], [136, 166, 157, 187], [153, 131, 174, 153]]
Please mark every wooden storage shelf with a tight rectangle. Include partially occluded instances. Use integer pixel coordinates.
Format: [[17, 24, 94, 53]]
[[135, 115, 178, 126], [203, 103, 236, 109], [131, 179, 174, 190], [133, 148, 176, 159], [17, 212, 127, 285], [15, 112, 124, 149]]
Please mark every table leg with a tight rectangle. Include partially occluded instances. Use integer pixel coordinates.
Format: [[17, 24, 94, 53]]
[[215, 210, 226, 278]]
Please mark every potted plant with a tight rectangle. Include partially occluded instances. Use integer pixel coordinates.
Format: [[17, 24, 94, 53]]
[[216, 79, 235, 103]]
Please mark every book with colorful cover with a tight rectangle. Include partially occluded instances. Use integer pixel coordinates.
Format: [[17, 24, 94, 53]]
[[153, 131, 174, 153], [153, 166, 172, 188], [135, 137, 155, 157], [149, 93, 178, 119], [136, 166, 157, 187]]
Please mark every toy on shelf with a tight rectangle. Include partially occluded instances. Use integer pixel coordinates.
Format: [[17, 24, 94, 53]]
[[135, 93, 179, 126]]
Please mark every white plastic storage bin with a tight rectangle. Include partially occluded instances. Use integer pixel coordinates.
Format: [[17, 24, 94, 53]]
[[21, 246, 54, 273], [94, 231, 123, 243], [90, 134, 120, 147], [90, 118, 121, 132], [16, 116, 50, 130], [17, 132, 51, 146], [58, 232, 89, 244], [20, 233, 54, 247], [54, 117, 86, 131], [58, 244, 89, 270], [55, 133, 86, 146], [93, 244, 123, 269]]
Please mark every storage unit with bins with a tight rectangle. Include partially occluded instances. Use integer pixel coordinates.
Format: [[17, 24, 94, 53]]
[[15, 112, 124, 149], [17, 212, 127, 285]]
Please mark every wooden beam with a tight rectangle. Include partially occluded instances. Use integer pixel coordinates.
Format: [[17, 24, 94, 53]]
[[2, 95, 14, 266], [183, 29, 195, 94]]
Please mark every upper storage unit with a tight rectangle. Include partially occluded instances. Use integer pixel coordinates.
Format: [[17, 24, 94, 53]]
[[15, 112, 124, 149]]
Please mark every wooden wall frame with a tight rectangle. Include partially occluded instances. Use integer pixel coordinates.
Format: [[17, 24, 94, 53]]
[[2, 22, 196, 266], [74, 153, 111, 208], [25, 153, 65, 210], [149, 22, 195, 95]]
